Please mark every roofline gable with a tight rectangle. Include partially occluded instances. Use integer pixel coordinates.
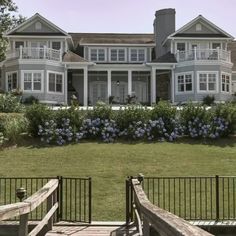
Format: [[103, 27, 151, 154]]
[[5, 13, 70, 37], [167, 15, 234, 40]]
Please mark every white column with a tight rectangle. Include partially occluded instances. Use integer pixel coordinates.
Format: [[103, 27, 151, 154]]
[[128, 70, 132, 95], [107, 70, 111, 99], [171, 69, 175, 104], [19, 45, 23, 59], [64, 67, 68, 105], [151, 67, 156, 104], [83, 67, 88, 106]]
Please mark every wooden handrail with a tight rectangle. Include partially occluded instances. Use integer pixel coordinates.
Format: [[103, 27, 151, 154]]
[[0, 179, 59, 236], [132, 179, 213, 236]]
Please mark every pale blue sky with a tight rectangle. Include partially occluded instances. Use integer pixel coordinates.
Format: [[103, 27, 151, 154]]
[[13, 0, 236, 37]]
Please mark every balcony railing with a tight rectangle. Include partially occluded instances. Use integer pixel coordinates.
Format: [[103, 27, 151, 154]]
[[6, 46, 61, 62], [176, 48, 231, 63]]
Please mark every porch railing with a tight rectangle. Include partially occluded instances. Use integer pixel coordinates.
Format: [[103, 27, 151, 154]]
[[176, 48, 231, 63], [6, 46, 61, 62]]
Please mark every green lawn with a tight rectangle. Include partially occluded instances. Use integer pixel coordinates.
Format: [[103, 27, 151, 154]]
[[0, 138, 236, 221]]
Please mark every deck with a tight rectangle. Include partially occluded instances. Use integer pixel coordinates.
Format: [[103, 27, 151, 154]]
[[46, 222, 138, 236]]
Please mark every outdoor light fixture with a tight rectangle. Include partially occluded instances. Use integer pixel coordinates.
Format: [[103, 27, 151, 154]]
[[16, 187, 26, 202], [116, 80, 120, 86]]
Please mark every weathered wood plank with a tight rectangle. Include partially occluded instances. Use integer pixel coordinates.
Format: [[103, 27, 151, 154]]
[[132, 178, 213, 236]]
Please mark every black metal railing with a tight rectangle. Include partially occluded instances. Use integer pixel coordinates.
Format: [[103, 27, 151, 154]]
[[0, 176, 92, 223], [126, 175, 236, 223]]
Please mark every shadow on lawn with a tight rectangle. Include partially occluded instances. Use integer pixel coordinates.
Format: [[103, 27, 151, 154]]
[[1, 135, 235, 150]]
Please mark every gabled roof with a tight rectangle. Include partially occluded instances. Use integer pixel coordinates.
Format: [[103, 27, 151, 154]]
[[69, 33, 155, 47], [168, 15, 234, 39], [5, 13, 70, 37]]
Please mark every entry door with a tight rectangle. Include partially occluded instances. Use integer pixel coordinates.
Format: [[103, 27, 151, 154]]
[[90, 82, 107, 105], [31, 41, 46, 58], [133, 81, 148, 103]]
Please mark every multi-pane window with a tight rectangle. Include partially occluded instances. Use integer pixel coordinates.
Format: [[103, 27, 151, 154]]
[[177, 43, 185, 51], [177, 73, 193, 93], [7, 72, 17, 91], [48, 72, 63, 93], [52, 42, 61, 50], [222, 73, 230, 92], [23, 72, 42, 91], [198, 73, 217, 92], [212, 43, 221, 49], [90, 49, 105, 61], [130, 49, 145, 62], [110, 49, 125, 62]]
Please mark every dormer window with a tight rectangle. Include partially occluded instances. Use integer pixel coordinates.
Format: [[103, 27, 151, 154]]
[[130, 48, 146, 62], [35, 22, 42, 30], [196, 23, 202, 31]]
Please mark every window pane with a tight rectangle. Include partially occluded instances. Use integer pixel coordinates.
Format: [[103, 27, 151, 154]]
[[12, 73, 17, 89], [111, 49, 117, 61], [15, 41, 24, 49], [131, 49, 137, 61], [90, 49, 97, 61], [98, 49, 105, 61], [185, 74, 192, 91], [177, 75, 184, 92], [49, 73, 55, 92], [24, 73, 32, 90], [118, 49, 125, 61], [56, 74, 62, 92], [138, 49, 145, 61], [33, 73, 41, 91]]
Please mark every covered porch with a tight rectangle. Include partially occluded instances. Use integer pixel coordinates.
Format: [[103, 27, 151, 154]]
[[66, 64, 175, 106]]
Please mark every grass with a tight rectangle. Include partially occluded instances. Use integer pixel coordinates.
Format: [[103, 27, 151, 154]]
[[0, 138, 236, 221]]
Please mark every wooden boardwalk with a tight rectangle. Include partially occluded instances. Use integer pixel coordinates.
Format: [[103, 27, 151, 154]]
[[46, 222, 139, 236]]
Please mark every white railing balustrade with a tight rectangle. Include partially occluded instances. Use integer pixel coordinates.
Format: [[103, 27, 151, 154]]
[[6, 46, 61, 62], [176, 49, 231, 63]]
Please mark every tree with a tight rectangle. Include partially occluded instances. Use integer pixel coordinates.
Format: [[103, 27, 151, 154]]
[[0, 0, 26, 61]]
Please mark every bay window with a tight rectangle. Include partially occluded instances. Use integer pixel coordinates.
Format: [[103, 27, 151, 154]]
[[221, 73, 231, 93], [23, 71, 42, 92], [6, 71, 17, 91], [198, 72, 218, 92]]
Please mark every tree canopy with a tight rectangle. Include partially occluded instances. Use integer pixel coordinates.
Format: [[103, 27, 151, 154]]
[[0, 0, 26, 61]]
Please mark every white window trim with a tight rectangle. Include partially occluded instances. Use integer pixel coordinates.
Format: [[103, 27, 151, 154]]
[[175, 71, 194, 94], [47, 70, 64, 95], [50, 41, 62, 50], [21, 70, 44, 93], [221, 72, 231, 94], [5, 71, 18, 91], [129, 48, 147, 63], [197, 71, 219, 93], [109, 48, 127, 62], [89, 47, 107, 62]]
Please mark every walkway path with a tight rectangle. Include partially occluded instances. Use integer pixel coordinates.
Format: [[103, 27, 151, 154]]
[[46, 222, 139, 236]]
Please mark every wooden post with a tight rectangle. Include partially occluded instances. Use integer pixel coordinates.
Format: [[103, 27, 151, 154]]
[[47, 193, 54, 231], [194, 47, 197, 60], [43, 45, 47, 59], [19, 213, 28, 236]]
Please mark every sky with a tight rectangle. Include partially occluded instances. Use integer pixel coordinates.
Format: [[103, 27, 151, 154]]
[[13, 0, 236, 37]]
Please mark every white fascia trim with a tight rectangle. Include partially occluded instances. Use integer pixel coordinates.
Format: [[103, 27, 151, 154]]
[[63, 62, 95, 66], [168, 37, 232, 41], [176, 60, 233, 68], [4, 35, 71, 39], [5, 13, 69, 37], [80, 43, 155, 47], [46, 70, 65, 95], [21, 70, 44, 93], [196, 71, 219, 93], [88, 64, 151, 71], [175, 71, 194, 94]]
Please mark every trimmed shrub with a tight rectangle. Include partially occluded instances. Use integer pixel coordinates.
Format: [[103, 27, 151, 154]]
[[0, 93, 24, 113], [202, 95, 215, 106], [23, 95, 39, 105], [25, 103, 54, 137], [87, 102, 113, 120], [0, 113, 28, 143]]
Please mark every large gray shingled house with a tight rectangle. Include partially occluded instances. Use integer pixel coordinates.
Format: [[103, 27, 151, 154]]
[[0, 8, 235, 106]]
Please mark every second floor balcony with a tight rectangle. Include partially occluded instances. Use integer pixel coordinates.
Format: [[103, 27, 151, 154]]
[[6, 46, 62, 62], [175, 48, 231, 63]]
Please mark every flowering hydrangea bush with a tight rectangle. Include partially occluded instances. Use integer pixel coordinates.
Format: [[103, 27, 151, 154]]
[[38, 118, 73, 145]]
